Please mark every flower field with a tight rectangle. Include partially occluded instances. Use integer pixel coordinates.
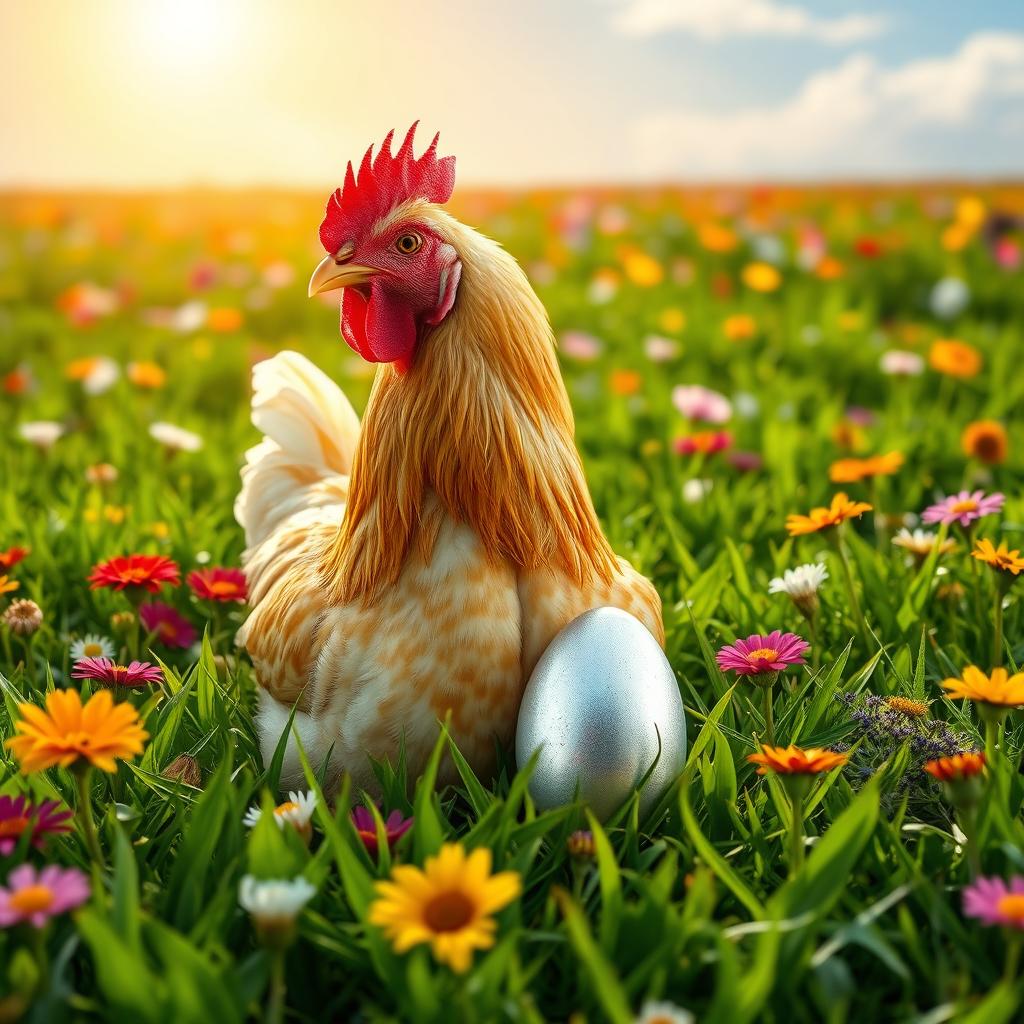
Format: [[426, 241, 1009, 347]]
[[1, 182, 1024, 1022]]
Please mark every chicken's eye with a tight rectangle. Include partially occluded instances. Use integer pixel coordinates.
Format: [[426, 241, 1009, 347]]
[[394, 232, 423, 255]]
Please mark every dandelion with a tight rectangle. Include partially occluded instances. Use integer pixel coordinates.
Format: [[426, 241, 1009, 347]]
[[828, 452, 903, 483], [0, 547, 28, 570], [89, 554, 181, 594], [961, 420, 1008, 465], [921, 490, 1003, 528], [17, 421, 64, 450], [0, 796, 73, 855], [148, 421, 203, 453], [786, 493, 872, 536], [351, 806, 414, 856], [3, 599, 42, 636], [71, 656, 163, 688], [188, 566, 247, 603], [139, 602, 196, 649], [671, 385, 732, 424], [0, 864, 90, 929], [892, 528, 957, 565], [929, 339, 981, 378], [69, 634, 115, 661], [244, 791, 318, 844], [880, 350, 924, 376], [369, 842, 521, 973]]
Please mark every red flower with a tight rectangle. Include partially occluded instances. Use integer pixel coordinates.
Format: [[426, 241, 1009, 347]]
[[140, 602, 197, 649], [71, 657, 163, 688], [187, 567, 248, 603], [854, 236, 883, 258], [0, 547, 28, 570], [89, 554, 180, 593]]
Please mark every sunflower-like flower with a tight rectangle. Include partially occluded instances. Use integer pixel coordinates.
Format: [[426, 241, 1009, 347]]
[[786, 493, 873, 536], [972, 539, 1024, 577], [369, 843, 521, 973], [940, 667, 1024, 709], [961, 420, 1008, 465], [747, 744, 848, 776], [5, 689, 148, 774]]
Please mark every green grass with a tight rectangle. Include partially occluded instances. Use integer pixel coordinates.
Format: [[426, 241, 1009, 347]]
[[0, 185, 1022, 1022]]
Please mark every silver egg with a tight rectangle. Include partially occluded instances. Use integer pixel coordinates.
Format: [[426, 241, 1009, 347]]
[[515, 606, 687, 821]]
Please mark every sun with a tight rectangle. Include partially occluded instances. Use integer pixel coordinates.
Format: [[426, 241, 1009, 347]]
[[135, 0, 231, 71]]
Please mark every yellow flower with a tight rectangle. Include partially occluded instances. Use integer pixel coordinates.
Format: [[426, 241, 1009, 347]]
[[961, 420, 1007, 465], [972, 539, 1024, 576], [929, 339, 981, 379], [837, 310, 864, 332], [369, 843, 521, 973], [6, 689, 148, 774], [786, 493, 873, 536], [828, 451, 903, 483], [886, 696, 931, 718], [940, 667, 1024, 708], [127, 361, 167, 389], [723, 313, 758, 341], [747, 744, 848, 775], [658, 307, 686, 333], [955, 195, 986, 231], [0, 575, 19, 596], [941, 223, 972, 252], [619, 247, 664, 287], [741, 262, 781, 293]]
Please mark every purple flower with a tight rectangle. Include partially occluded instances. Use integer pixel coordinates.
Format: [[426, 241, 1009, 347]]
[[716, 631, 809, 677], [921, 490, 1004, 528], [0, 796, 73, 855], [351, 806, 413, 855], [0, 864, 90, 928], [963, 876, 1024, 929]]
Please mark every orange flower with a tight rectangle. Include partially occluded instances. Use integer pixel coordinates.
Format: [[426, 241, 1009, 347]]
[[886, 696, 930, 718], [972, 539, 1024, 576], [127, 361, 166, 389], [830, 420, 866, 452], [65, 356, 102, 381], [747, 744, 848, 776], [786, 493, 873, 536], [723, 314, 758, 341], [741, 262, 781, 293], [923, 752, 986, 782], [0, 575, 19, 596], [940, 667, 1024, 708], [929, 339, 982, 379], [2, 366, 33, 395], [608, 369, 642, 396], [5, 689, 148, 773], [829, 451, 904, 483], [697, 222, 738, 253], [207, 307, 245, 332], [815, 256, 845, 280], [961, 420, 1008, 465]]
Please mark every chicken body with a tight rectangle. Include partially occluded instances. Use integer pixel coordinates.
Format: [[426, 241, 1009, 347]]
[[236, 204, 662, 793]]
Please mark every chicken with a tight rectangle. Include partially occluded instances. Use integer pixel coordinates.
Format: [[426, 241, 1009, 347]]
[[235, 125, 662, 793]]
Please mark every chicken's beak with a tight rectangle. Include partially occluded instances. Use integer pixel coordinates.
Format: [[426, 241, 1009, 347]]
[[307, 246, 378, 297]]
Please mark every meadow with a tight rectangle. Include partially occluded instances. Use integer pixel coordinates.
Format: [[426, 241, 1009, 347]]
[[0, 181, 1022, 1022]]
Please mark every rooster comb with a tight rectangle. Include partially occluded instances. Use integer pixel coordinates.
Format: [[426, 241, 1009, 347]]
[[319, 123, 456, 253]]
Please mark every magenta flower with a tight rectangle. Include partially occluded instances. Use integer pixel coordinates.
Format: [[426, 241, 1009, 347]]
[[71, 656, 163, 688], [672, 385, 732, 424], [0, 796, 73, 855], [351, 806, 413, 856], [0, 864, 90, 928], [716, 631, 810, 677], [921, 490, 1004, 528], [140, 601, 197, 649], [963, 876, 1024, 929]]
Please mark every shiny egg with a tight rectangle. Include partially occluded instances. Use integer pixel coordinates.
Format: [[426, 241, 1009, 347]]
[[515, 606, 687, 820]]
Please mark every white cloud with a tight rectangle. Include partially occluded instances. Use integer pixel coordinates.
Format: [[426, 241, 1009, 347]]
[[608, 0, 888, 44], [632, 32, 1024, 178]]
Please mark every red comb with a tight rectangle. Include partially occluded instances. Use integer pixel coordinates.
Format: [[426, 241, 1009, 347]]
[[319, 123, 456, 253]]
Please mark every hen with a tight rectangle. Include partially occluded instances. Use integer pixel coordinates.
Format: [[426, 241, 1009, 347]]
[[235, 125, 662, 792]]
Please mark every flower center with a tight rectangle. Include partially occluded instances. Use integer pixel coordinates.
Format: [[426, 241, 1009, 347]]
[[83, 642, 103, 657], [9, 884, 54, 915], [209, 580, 241, 597], [275, 801, 299, 816], [423, 890, 475, 933], [109, 665, 130, 682], [748, 648, 779, 663], [997, 894, 1024, 922], [0, 816, 30, 839], [951, 499, 978, 514], [123, 567, 151, 583], [159, 623, 177, 639]]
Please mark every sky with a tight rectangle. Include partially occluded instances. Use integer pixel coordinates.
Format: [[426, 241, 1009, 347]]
[[0, 0, 1022, 187]]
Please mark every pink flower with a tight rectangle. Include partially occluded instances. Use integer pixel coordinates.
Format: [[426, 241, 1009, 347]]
[[921, 490, 1004, 528], [351, 806, 413, 856], [727, 450, 763, 472], [716, 631, 810, 677], [140, 601, 197, 649], [0, 864, 90, 928], [672, 385, 732, 424], [963, 876, 1024, 929], [560, 331, 602, 362], [71, 657, 163, 688], [0, 796, 73, 855]]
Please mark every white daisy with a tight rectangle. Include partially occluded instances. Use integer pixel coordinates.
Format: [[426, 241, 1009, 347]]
[[635, 1000, 694, 1024], [18, 421, 65, 450], [149, 421, 203, 453], [70, 633, 115, 661], [243, 791, 318, 839], [768, 563, 828, 618], [238, 875, 316, 928], [81, 356, 120, 395], [893, 527, 957, 562]]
